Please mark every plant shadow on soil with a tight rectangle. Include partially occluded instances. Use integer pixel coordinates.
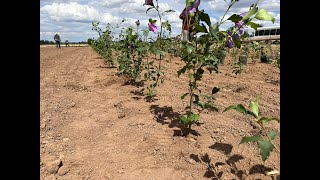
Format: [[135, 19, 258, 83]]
[[192, 152, 250, 180], [144, 95, 159, 103], [130, 88, 144, 100], [197, 143, 280, 180], [149, 105, 181, 128], [198, 153, 225, 179], [122, 79, 145, 88], [207, 143, 246, 179], [149, 105, 202, 137], [96, 65, 117, 69], [129, 88, 160, 102], [209, 142, 233, 155], [249, 164, 280, 180]]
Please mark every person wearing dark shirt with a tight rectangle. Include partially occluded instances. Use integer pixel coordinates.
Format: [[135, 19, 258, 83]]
[[54, 33, 61, 48], [65, 40, 69, 47]]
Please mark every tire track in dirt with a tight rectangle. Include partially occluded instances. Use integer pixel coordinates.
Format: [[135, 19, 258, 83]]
[[41, 47, 123, 179]]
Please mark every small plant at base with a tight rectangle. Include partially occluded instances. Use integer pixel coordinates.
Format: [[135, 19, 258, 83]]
[[229, 47, 244, 75], [223, 96, 280, 161], [260, 46, 272, 64], [275, 47, 280, 68], [234, 43, 250, 74], [248, 41, 262, 63]]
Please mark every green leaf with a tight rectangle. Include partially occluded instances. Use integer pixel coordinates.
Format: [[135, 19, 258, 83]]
[[186, 0, 193, 7], [242, 7, 258, 21], [202, 94, 211, 99], [258, 117, 279, 124], [194, 101, 205, 108], [146, 7, 155, 14], [223, 104, 247, 115], [164, 9, 175, 13], [193, 94, 199, 102], [233, 37, 241, 49], [189, 114, 200, 121], [209, 23, 220, 41], [212, 87, 220, 94], [250, 96, 259, 118], [143, 29, 149, 37], [162, 21, 168, 27], [258, 117, 270, 123], [247, 21, 259, 31], [180, 115, 189, 124], [268, 131, 277, 140], [194, 68, 204, 80], [186, 45, 193, 54], [258, 140, 274, 161], [194, 24, 208, 33], [246, 111, 257, 118], [149, 18, 157, 24], [227, 14, 242, 23], [159, 50, 166, 56], [180, 93, 189, 99], [254, 9, 275, 23], [177, 65, 188, 77], [204, 103, 219, 111], [162, 21, 172, 32], [199, 12, 211, 26], [240, 135, 263, 144]]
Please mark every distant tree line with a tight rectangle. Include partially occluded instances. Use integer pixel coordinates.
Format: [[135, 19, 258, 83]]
[[40, 40, 55, 45]]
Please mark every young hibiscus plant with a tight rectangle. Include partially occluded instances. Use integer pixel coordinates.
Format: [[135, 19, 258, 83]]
[[177, 0, 276, 136], [143, 0, 175, 98], [224, 96, 280, 162]]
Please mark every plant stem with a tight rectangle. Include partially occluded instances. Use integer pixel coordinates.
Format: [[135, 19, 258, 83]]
[[219, 1, 236, 26], [146, 56, 151, 94], [137, 26, 139, 35], [220, 0, 261, 26], [189, 79, 194, 117], [254, 0, 261, 8], [154, 0, 163, 88]]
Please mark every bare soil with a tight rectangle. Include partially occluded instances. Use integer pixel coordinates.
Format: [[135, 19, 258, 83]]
[[40, 46, 280, 180]]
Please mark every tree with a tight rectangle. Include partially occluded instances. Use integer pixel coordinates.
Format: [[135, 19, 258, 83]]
[[88, 38, 94, 45]]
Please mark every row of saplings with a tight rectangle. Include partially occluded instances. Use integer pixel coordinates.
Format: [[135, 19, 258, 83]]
[[218, 41, 280, 66], [89, 2, 279, 176]]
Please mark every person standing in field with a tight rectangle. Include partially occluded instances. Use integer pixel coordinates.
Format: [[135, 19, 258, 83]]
[[179, 0, 201, 42], [65, 40, 69, 47], [54, 33, 61, 48]]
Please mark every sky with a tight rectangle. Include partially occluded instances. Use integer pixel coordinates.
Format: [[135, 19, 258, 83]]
[[40, 0, 280, 42]]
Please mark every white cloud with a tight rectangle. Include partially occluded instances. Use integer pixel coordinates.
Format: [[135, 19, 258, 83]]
[[207, 0, 279, 15], [88, 0, 131, 8], [100, 13, 121, 24], [210, 17, 217, 24], [41, 2, 100, 22], [163, 11, 182, 28], [40, 0, 280, 41]]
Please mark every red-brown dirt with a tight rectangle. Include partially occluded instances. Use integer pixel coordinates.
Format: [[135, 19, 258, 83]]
[[40, 46, 280, 180]]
